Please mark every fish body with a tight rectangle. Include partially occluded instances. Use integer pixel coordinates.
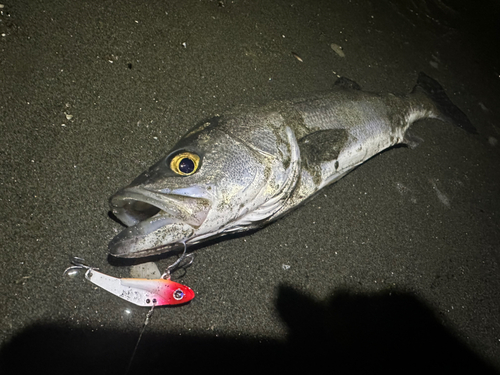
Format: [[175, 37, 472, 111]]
[[108, 73, 474, 258]]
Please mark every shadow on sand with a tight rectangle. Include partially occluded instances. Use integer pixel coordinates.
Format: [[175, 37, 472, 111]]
[[1, 285, 497, 375]]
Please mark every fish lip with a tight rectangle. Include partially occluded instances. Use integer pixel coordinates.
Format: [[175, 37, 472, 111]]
[[109, 240, 183, 259], [108, 187, 211, 258], [109, 187, 211, 229]]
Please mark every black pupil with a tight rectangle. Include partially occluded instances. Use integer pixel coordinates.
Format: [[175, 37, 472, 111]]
[[174, 290, 184, 300], [179, 158, 194, 174]]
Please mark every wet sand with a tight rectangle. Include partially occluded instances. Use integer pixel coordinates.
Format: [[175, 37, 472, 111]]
[[1, 1, 499, 373]]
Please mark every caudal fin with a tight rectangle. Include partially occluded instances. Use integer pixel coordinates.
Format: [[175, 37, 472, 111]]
[[413, 72, 477, 134]]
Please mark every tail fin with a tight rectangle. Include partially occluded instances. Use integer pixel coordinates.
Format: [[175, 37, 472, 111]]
[[413, 72, 477, 134]]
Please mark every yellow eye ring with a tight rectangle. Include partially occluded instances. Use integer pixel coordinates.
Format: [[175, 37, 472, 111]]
[[170, 152, 200, 176]]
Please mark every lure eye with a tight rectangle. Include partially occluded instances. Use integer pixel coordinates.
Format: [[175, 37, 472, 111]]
[[170, 152, 200, 176], [173, 289, 185, 300]]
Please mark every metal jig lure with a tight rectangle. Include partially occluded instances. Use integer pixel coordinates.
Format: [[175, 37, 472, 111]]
[[64, 246, 195, 307]]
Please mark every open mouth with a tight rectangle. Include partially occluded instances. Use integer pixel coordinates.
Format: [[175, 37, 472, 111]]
[[108, 187, 210, 258]]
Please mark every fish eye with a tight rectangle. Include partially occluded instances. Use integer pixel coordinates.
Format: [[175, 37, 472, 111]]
[[170, 152, 200, 176], [173, 289, 184, 300]]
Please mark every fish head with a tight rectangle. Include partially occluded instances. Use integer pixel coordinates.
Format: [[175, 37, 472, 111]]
[[108, 115, 299, 259]]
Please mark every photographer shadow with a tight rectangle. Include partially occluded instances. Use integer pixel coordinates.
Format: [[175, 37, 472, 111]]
[[1, 285, 497, 374]]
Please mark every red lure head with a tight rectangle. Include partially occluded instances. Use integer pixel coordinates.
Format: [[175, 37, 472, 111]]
[[155, 278, 195, 306]]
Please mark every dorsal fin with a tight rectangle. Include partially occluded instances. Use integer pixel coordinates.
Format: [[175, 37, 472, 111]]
[[334, 77, 362, 90]]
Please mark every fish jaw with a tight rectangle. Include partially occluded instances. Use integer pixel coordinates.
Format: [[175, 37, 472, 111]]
[[108, 187, 211, 258]]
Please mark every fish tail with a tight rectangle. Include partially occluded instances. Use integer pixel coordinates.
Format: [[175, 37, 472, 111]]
[[412, 72, 477, 134]]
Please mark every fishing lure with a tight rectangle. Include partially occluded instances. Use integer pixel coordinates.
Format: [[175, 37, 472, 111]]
[[64, 256, 195, 307]]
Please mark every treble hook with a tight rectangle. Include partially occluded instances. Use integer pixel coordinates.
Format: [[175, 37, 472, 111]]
[[62, 257, 98, 277], [162, 241, 195, 279]]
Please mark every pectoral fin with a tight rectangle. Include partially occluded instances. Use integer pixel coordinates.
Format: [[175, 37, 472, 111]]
[[298, 128, 349, 175]]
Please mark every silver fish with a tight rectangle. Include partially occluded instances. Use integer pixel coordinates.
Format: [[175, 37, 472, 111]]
[[108, 73, 475, 258]]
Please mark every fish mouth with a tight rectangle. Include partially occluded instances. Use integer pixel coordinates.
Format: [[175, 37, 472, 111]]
[[108, 187, 211, 259]]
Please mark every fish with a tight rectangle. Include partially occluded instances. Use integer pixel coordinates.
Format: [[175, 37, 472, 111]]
[[108, 72, 475, 259]]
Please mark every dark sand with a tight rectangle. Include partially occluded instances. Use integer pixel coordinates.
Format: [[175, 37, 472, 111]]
[[1, 1, 499, 373]]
